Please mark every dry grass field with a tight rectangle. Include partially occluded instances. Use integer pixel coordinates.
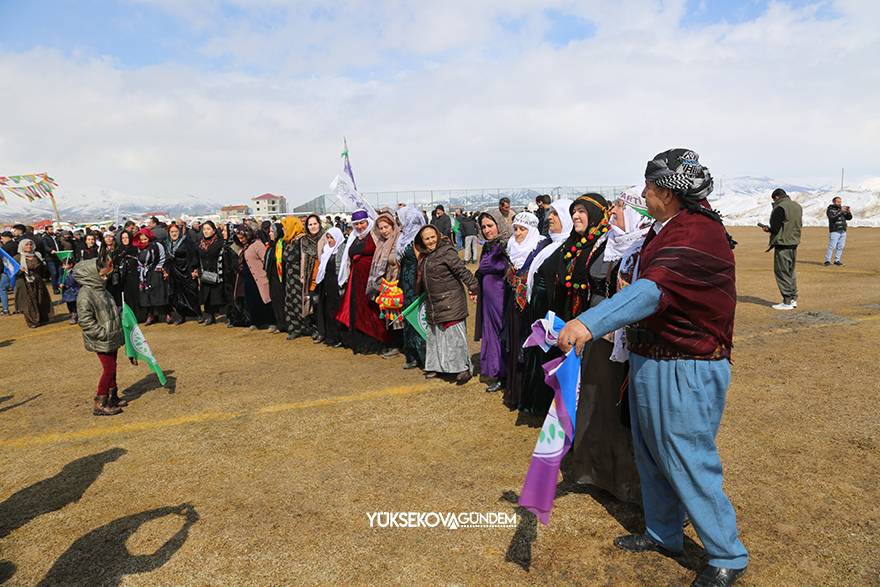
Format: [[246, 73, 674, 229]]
[[1, 227, 878, 586]]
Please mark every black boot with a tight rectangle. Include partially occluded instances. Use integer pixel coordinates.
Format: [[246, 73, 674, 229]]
[[613, 534, 681, 558], [691, 565, 747, 587], [108, 387, 128, 408]]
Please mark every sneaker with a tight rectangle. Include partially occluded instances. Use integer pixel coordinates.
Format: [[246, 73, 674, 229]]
[[772, 302, 795, 310], [791, 299, 798, 308], [381, 348, 400, 359], [834, 261, 844, 266], [823, 261, 831, 266]]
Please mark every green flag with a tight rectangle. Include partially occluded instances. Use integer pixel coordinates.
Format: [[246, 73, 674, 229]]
[[401, 294, 428, 340], [122, 302, 167, 385], [55, 250, 74, 283]]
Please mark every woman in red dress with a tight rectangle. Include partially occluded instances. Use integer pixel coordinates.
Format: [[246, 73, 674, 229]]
[[335, 210, 390, 354]]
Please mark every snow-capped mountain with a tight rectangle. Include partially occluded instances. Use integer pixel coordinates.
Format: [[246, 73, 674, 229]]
[[710, 176, 880, 227], [0, 186, 224, 223], [2, 177, 878, 226]]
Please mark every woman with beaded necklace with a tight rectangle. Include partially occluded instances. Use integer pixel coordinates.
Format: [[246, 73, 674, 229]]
[[555, 194, 612, 321]]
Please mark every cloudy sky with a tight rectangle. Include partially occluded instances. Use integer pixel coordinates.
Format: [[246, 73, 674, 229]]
[[1, 0, 877, 206]]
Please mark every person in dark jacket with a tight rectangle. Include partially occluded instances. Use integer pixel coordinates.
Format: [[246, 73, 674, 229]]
[[824, 196, 852, 266], [14, 238, 53, 327], [165, 224, 200, 324], [134, 228, 171, 325], [459, 213, 480, 263], [38, 224, 63, 293], [535, 194, 552, 236], [430, 205, 453, 238], [762, 188, 802, 310], [78, 233, 100, 262], [75, 254, 135, 416], [313, 227, 345, 347], [414, 225, 479, 384], [196, 221, 226, 325], [396, 205, 427, 368]]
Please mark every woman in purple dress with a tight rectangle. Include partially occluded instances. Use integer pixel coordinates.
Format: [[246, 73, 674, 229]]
[[473, 210, 510, 393]]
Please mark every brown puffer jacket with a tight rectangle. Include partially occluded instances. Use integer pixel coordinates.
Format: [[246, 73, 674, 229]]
[[416, 235, 479, 325]]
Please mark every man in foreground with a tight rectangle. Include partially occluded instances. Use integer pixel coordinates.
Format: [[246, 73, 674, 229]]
[[761, 188, 802, 310], [559, 149, 748, 587], [824, 195, 852, 266]]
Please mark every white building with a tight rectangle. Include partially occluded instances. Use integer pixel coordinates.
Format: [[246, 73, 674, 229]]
[[251, 193, 287, 216]]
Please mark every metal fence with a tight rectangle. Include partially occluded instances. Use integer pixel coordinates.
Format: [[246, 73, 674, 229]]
[[293, 185, 633, 215]]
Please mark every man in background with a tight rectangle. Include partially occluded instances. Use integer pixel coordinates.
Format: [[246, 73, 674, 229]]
[[39, 224, 63, 293], [497, 197, 512, 235], [762, 188, 803, 310], [459, 212, 479, 264], [535, 194, 552, 236], [431, 205, 452, 239], [824, 196, 852, 266], [148, 216, 168, 241]]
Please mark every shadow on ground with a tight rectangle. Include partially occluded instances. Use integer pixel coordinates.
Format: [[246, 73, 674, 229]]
[[0, 448, 126, 539], [0, 340, 13, 348], [121, 371, 176, 403], [499, 459, 708, 573], [0, 394, 42, 414], [37, 503, 199, 587], [737, 295, 776, 308]]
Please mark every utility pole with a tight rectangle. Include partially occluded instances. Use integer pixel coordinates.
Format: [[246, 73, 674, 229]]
[[840, 168, 844, 191]]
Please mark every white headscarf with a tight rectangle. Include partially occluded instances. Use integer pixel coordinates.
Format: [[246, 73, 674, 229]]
[[17, 238, 42, 279], [506, 212, 542, 271], [337, 213, 375, 287], [396, 205, 426, 257], [526, 199, 573, 299], [316, 227, 344, 285], [603, 201, 652, 263]]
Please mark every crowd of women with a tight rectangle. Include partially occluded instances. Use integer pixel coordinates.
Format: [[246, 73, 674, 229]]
[[10, 195, 653, 503]]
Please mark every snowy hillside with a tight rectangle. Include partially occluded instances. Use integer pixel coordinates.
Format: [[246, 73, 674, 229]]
[[1, 177, 878, 226], [0, 186, 223, 223], [709, 177, 880, 227]]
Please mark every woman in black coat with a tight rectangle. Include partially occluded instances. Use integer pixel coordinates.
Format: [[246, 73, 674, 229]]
[[135, 228, 171, 326], [165, 224, 200, 325], [196, 221, 227, 325]]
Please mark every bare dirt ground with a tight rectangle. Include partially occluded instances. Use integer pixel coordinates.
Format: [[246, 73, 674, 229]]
[[1, 227, 878, 586]]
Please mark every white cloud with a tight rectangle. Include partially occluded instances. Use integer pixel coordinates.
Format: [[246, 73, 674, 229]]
[[1, 0, 878, 210]]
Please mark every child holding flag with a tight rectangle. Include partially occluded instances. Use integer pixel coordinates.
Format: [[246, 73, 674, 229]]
[[75, 254, 135, 416], [59, 256, 80, 324]]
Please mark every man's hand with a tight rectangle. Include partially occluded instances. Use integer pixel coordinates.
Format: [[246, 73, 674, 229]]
[[558, 319, 593, 357], [468, 292, 477, 303]]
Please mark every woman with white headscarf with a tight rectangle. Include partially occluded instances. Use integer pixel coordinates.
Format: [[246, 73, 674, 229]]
[[335, 209, 390, 355], [313, 226, 345, 347], [569, 193, 651, 506], [14, 238, 53, 328], [396, 205, 427, 370], [520, 199, 573, 416], [500, 212, 543, 410]]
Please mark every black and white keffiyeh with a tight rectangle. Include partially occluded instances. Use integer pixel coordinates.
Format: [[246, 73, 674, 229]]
[[645, 148, 714, 203]]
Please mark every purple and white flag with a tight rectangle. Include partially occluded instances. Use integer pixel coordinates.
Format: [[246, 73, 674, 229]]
[[330, 138, 376, 218], [518, 312, 581, 524]]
